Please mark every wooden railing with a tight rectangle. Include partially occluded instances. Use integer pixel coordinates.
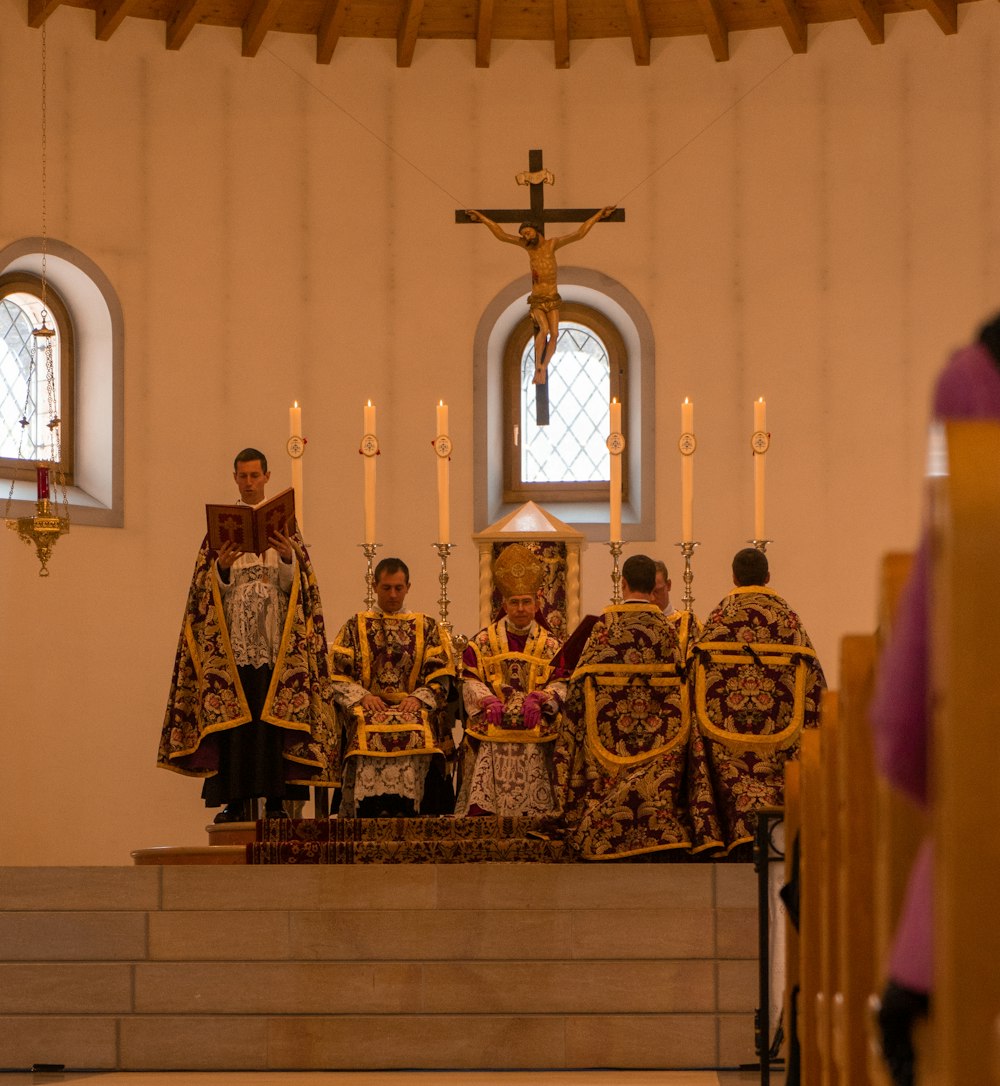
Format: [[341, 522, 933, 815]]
[[789, 421, 1000, 1085]]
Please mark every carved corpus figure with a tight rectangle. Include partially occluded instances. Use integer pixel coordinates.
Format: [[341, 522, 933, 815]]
[[465, 206, 616, 385]]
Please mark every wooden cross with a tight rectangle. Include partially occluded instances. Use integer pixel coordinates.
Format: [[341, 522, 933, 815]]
[[457, 149, 625, 425]]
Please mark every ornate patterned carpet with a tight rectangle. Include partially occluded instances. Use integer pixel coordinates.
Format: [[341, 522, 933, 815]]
[[247, 815, 569, 864]]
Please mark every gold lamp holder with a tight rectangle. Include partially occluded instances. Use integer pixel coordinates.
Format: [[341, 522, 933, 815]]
[[8, 490, 70, 578]]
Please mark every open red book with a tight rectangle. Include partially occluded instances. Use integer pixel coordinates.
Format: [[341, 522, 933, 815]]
[[206, 488, 296, 555]]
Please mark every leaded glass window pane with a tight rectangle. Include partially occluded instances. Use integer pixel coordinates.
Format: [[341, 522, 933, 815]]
[[520, 321, 610, 484], [0, 292, 61, 461]]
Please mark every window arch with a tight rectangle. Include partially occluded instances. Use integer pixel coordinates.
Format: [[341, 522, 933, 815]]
[[0, 272, 75, 483], [474, 267, 655, 542], [0, 238, 124, 528], [503, 301, 627, 503]]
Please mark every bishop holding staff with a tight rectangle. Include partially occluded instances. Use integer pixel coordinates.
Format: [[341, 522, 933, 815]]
[[465, 205, 616, 384]]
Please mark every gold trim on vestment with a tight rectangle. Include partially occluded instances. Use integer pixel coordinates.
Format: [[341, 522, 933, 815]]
[[347, 704, 441, 758], [261, 562, 316, 740], [693, 645, 809, 753], [583, 675, 690, 770]]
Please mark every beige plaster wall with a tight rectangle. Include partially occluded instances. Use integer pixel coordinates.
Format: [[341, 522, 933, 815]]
[[1, 0, 998, 863]]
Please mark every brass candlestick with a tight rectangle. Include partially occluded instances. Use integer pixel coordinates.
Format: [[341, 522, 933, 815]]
[[433, 542, 454, 637], [750, 539, 771, 553], [608, 540, 624, 603], [675, 540, 699, 612], [360, 542, 380, 609]]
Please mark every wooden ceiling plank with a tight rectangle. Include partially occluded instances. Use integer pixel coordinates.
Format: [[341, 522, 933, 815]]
[[95, 0, 137, 41], [475, 0, 494, 68], [623, 0, 651, 64], [397, 0, 425, 66], [772, 0, 807, 52], [845, 0, 884, 43], [697, 0, 729, 60], [924, 0, 957, 34], [553, 0, 570, 68], [316, 0, 349, 64], [242, 0, 283, 57], [166, 0, 203, 50], [28, 0, 62, 28]]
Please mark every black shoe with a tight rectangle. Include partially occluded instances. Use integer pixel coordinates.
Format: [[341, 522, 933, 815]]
[[264, 801, 289, 819], [213, 803, 247, 824], [877, 981, 929, 1086]]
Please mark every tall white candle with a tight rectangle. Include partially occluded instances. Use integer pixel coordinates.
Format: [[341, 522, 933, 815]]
[[363, 400, 376, 545], [609, 398, 622, 541], [754, 397, 766, 540], [436, 400, 450, 544], [289, 400, 304, 535], [681, 398, 694, 541]]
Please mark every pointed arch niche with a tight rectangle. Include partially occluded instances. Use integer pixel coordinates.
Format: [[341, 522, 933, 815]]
[[473, 267, 654, 542], [1, 238, 124, 527]]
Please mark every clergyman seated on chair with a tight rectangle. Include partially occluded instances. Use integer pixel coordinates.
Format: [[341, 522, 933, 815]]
[[330, 557, 455, 817], [457, 544, 568, 818]]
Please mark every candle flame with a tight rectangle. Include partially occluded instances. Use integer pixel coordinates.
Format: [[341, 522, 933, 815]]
[[684, 397, 690, 404], [293, 400, 299, 408], [611, 397, 618, 404], [758, 396, 764, 403], [439, 399, 444, 407], [367, 399, 372, 407]]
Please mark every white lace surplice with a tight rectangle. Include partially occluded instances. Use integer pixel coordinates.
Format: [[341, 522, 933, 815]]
[[219, 549, 292, 668]]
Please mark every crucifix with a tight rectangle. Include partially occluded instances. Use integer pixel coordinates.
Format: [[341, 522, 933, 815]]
[[458, 149, 625, 425]]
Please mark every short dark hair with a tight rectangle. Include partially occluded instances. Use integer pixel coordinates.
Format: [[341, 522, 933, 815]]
[[732, 547, 769, 587], [622, 554, 656, 594], [234, 447, 268, 473], [519, 221, 542, 236], [375, 557, 410, 584]]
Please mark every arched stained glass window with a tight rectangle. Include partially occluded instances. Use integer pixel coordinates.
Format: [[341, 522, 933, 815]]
[[503, 302, 627, 503]]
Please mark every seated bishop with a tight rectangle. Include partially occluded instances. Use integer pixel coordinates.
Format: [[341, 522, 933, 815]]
[[457, 544, 568, 818], [691, 547, 826, 856], [557, 554, 716, 861], [330, 557, 455, 817]]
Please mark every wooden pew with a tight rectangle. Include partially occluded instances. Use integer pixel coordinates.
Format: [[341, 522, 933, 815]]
[[927, 421, 1000, 1084]]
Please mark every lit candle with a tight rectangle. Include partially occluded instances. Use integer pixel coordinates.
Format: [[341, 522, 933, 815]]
[[681, 398, 694, 541], [754, 397, 767, 540], [289, 401, 304, 535], [363, 400, 376, 545], [609, 398, 622, 541], [36, 463, 50, 502], [436, 400, 450, 544]]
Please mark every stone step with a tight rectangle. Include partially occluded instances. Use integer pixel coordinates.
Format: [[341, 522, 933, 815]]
[[0, 864, 759, 1071]]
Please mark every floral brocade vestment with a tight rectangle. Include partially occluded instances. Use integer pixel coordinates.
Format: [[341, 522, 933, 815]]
[[557, 602, 719, 860], [458, 618, 567, 817], [330, 611, 454, 811], [157, 535, 341, 788], [692, 585, 825, 853]]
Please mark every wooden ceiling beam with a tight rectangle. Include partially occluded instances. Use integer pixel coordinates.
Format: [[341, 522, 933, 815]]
[[475, 0, 494, 67], [772, 0, 808, 52], [698, 0, 729, 60], [845, 0, 884, 43], [166, 0, 203, 49], [27, 0, 62, 28], [242, 0, 283, 57], [924, 0, 957, 33], [553, 0, 570, 67], [623, 0, 651, 64], [316, 0, 349, 63], [397, 0, 425, 66], [95, 0, 137, 40]]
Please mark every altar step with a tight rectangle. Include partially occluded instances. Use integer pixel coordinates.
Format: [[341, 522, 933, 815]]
[[0, 863, 759, 1071]]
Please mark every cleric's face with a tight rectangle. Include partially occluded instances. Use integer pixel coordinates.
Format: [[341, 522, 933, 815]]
[[652, 572, 671, 611], [505, 594, 536, 630], [375, 571, 410, 613], [234, 460, 269, 505]]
